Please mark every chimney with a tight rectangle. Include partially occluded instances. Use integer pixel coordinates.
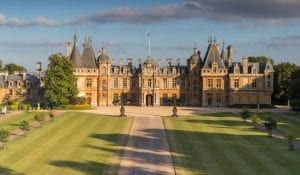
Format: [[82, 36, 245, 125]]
[[167, 58, 172, 66], [36, 62, 42, 79], [242, 57, 248, 74], [127, 58, 132, 67], [66, 41, 72, 57]]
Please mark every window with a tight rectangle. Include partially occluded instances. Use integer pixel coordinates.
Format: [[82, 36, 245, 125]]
[[148, 79, 152, 87], [102, 80, 107, 90], [181, 94, 186, 103], [213, 66, 217, 73], [113, 93, 118, 102], [163, 94, 168, 104], [268, 75, 271, 79], [123, 78, 127, 88], [193, 87, 197, 92], [252, 68, 257, 74], [180, 78, 185, 88], [163, 78, 168, 88], [216, 93, 221, 104], [86, 78, 92, 88], [114, 78, 118, 87], [208, 79, 213, 88], [131, 79, 136, 88], [131, 94, 136, 103], [216, 79, 221, 88], [102, 93, 107, 98], [234, 79, 239, 88], [9, 89, 13, 95], [251, 79, 257, 89], [267, 81, 271, 88], [172, 78, 177, 88], [193, 80, 197, 85]]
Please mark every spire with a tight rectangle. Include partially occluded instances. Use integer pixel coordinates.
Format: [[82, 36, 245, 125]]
[[193, 42, 197, 54], [148, 32, 151, 57]]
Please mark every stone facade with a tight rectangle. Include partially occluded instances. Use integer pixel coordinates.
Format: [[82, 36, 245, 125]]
[[69, 35, 274, 107]]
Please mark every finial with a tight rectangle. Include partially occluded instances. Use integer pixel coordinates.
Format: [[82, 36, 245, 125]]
[[214, 36, 216, 43], [73, 33, 77, 46]]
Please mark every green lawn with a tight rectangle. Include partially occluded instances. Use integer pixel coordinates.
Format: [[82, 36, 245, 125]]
[[164, 113, 300, 175], [0, 112, 46, 132], [0, 112, 132, 175]]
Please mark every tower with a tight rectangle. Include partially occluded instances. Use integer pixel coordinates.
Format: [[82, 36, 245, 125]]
[[35, 62, 42, 79], [66, 41, 72, 57]]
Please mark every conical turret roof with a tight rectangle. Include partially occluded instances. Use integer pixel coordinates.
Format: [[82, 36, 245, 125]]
[[81, 37, 97, 68]]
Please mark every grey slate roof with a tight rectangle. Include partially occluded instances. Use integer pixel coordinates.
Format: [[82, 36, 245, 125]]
[[202, 43, 226, 69], [70, 46, 82, 68], [81, 42, 97, 68]]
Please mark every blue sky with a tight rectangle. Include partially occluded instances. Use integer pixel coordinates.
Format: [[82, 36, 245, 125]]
[[0, 0, 300, 72]]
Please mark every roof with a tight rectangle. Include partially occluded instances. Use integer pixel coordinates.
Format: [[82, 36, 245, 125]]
[[202, 43, 226, 69], [70, 46, 82, 67], [188, 47, 201, 65], [97, 47, 112, 63], [81, 39, 97, 68]]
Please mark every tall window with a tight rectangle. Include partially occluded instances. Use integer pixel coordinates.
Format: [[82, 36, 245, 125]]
[[216, 79, 221, 88], [102, 80, 107, 90], [213, 66, 217, 73], [123, 78, 127, 88], [251, 79, 257, 89], [163, 94, 168, 104], [208, 79, 213, 88], [234, 79, 239, 88], [252, 68, 257, 74], [131, 79, 136, 88], [114, 78, 118, 87], [216, 93, 221, 103], [86, 78, 92, 88], [163, 78, 168, 88], [181, 94, 186, 103], [148, 79, 152, 88], [180, 78, 185, 88], [172, 78, 177, 88], [113, 93, 118, 102], [131, 94, 136, 103], [267, 81, 271, 88]]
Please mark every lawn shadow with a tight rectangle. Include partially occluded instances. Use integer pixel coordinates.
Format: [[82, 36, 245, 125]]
[[0, 166, 25, 175]]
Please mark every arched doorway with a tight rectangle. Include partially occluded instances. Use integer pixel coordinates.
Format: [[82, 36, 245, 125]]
[[146, 94, 153, 106]]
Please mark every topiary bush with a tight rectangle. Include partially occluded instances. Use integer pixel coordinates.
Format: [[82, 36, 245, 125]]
[[34, 113, 47, 123], [19, 120, 30, 132], [251, 113, 260, 129], [49, 112, 55, 120], [240, 108, 252, 122], [263, 116, 277, 137], [0, 129, 9, 148]]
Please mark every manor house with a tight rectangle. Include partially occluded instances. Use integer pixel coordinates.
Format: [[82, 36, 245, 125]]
[[67, 35, 274, 107]]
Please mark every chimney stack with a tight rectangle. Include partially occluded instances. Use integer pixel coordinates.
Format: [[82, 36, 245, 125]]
[[66, 41, 72, 57]]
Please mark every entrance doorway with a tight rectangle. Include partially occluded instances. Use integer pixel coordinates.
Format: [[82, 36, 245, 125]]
[[207, 93, 212, 106], [146, 94, 153, 106]]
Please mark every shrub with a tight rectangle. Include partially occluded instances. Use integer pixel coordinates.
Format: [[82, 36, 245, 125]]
[[19, 120, 30, 131], [251, 113, 260, 129], [9, 104, 18, 110], [63, 104, 91, 110], [240, 108, 252, 122], [49, 112, 55, 120], [34, 113, 47, 123], [263, 116, 277, 137], [286, 134, 295, 151], [0, 129, 9, 148]]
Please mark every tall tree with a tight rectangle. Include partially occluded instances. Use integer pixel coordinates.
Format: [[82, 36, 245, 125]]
[[272, 62, 298, 105], [289, 69, 300, 111], [4, 63, 26, 74], [44, 53, 78, 107]]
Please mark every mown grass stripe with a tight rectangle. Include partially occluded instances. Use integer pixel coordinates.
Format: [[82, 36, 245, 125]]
[[22, 113, 101, 174]]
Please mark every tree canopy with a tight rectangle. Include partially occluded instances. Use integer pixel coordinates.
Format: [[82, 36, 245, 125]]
[[44, 53, 78, 107], [4, 63, 26, 74], [272, 62, 299, 105], [248, 56, 274, 65]]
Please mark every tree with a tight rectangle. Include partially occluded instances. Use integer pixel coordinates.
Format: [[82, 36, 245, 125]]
[[272, 62, 298, 105], [240, 108, 251, 122], [0, 129, 9, 148], [4, 63, 26, 74], [44, 53, 78, 107], [248, 56, 274, 65], [289, 69, 300, 111], [263, 116, 277, 137]]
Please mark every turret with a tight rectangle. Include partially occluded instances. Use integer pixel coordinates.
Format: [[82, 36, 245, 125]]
[[242, 57, 248, 74], [66, 41, 72, 57]]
